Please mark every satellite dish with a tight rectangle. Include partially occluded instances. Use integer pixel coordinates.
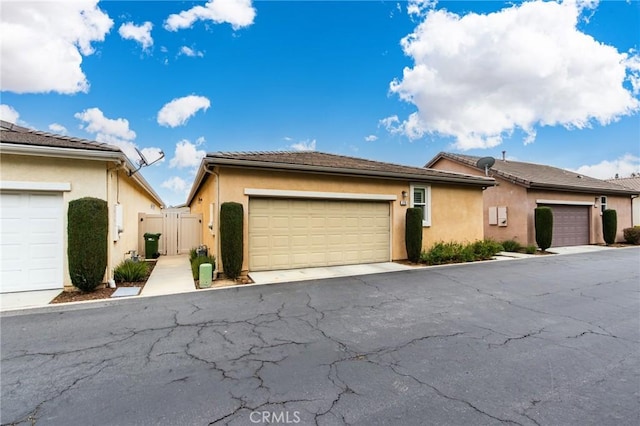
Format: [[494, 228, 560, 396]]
[[476, 156, 495, 176], [129, 148, 165, 176], [135, 147, 149, 166]]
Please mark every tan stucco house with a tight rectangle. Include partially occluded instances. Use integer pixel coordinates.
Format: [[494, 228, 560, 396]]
[[426, 152, 638, 247], [606, 176, 640, 226], [0, 120, 164, 293], [186, 151, 494, 275]]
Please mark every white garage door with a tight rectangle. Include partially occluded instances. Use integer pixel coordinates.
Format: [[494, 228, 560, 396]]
[[249, 199, 390, 271], [1, 192, 64, 292]]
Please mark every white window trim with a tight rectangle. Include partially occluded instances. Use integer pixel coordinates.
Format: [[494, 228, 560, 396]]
[[410, 184, 431, 227], [244, 188, 397, 201], [0, 181, 71, 191]]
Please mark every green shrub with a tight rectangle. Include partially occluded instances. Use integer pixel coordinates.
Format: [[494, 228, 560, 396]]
[[113, 260, 149, 283], [68, 197, 108, 292], [472, 239, 503, 260], [191, 256, 216, 280], [189, 247, 198, 262], [602, 209, 617, 245], [420, 240, 503, 265], [525, 245, 537, 254], [501, 239, 522, 252], [535, 207, 553, 251], [405, 208, 423, 263], [623, 226, 640, 245], [220, 202, 243, 280]]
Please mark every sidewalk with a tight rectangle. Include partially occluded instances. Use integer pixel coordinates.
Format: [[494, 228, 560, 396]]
[[140, 255, 195, 296]]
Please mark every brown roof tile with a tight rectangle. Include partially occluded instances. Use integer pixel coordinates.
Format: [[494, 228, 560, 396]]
[[606, 176, 640, 191], [206, 151, 494, 186], [0, 120, 120, 152], [426, 152, 638, 195]]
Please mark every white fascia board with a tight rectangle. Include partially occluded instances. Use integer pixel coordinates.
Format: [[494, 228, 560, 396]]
[[536, 199, 595, 206], [0, 181, 71, 191], [244, 188, 397, 201]]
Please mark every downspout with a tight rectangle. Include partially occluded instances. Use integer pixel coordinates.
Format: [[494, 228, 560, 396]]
[[203, 165, 220, 275], [106, 160, 125, 287]]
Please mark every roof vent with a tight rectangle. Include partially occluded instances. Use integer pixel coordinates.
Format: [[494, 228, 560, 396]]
[[577, 175, 583, 179]]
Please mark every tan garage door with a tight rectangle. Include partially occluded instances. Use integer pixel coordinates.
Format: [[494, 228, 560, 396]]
[[543, 205, 590, 247], [249, 198, 390, 271]]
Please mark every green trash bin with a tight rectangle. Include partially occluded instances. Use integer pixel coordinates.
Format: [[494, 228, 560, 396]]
[[143, 233, 161, 259]]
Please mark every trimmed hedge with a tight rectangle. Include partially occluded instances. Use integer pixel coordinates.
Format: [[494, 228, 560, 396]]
[[535, 207, 553, 251], [623, 226, 640, 245], [405, 208, 423, 263], [419, 239, 503, 265], [68, 197, 108, 292], [602, 209, 617, 245], [220, 202, 243, 280]]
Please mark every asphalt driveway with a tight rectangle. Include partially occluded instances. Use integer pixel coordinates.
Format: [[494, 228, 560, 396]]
[[1, 248, 639, 425]]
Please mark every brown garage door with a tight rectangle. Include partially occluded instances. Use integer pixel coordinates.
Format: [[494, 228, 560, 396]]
[[542, 205, 590, 247]]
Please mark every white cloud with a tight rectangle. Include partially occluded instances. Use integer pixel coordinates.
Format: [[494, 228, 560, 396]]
[[164, 0, 256, 31], [157, 95, 211, 127], [574, 154, 640, 180], [48, 123, 67, 134], [0, 104, 20, 123], [169, 139, 206, 169], [407, 0, 437, 17], [118, 21, 153, 50], [161, 176, 188, 193], [364, 135, 378, 142], [179, 46, 204, 57], [74, 107, 161, 163], [388, 0, 640, 150], [1, 0, 113, 94], [290, 139, 316, 152]]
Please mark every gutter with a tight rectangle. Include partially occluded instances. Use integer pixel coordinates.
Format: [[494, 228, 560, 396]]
[[2, 143, 165, 207], [528, 182, 639, 196], [203, 157, 495, 187]]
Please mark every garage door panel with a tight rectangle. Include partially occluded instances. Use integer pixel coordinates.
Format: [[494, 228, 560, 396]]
[[249, 198, 390, 271], [1, 192, 63, 292], [542, 205, 589, 247]]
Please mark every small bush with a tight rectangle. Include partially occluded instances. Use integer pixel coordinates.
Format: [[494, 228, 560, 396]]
[[472, 239, 503, 260], [535, 207, 553, 251], [420, 240, 502, 265], [220, 202, 244, 280], [501, 239, 522, 252], [113, 260, 149, 283], [68, 197, 108, 292], [189, 248, 198, 262], [623, 226, 640, 245], [405, 208, 423, 263], [191, 256, 216, 280], [602, 209, 617, 245], [525, 245, 537, 254]]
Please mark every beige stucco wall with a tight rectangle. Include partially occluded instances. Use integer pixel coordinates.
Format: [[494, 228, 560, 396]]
[[107, 168, 162, 277], [189, 171, 217, 256], [1, 154, 162, 288], [189, 166, 485, 273], [431, 157, 634, 245], [1, 154, 107, 288]]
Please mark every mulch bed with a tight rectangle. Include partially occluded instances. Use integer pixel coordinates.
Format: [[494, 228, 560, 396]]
[[51, 261, 156, 304]]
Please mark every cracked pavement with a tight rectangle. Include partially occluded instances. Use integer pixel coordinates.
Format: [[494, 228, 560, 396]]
[[1, 248, 639, 425]]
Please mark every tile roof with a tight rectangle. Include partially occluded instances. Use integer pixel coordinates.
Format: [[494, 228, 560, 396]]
[[0, 120, 120, 152], [425, 152, 638, 195], [606, 176, 640, 191], [205, 151, 494, 186]]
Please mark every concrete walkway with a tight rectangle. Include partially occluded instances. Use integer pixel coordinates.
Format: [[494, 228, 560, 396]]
[[140, 255, 195, 296], [249, 262, 415, 285]]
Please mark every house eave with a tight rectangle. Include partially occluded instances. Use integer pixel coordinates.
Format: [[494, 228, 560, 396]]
[[1, 143, 165, 207], [205, 157, 494, 184]]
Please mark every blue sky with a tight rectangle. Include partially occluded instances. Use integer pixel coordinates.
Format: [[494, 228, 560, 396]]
[[1, 0, 639, 206]]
